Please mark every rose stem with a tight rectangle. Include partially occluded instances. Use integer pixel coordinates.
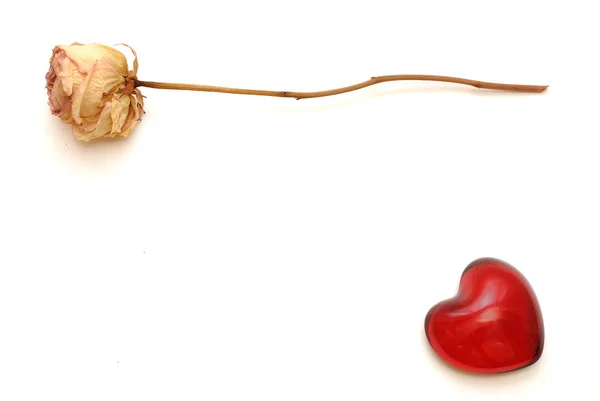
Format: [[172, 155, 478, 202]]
[[134, 75, 547, 100]]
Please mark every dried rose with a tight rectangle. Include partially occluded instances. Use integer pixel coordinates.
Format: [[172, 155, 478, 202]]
[[47, 42, 548, 142], [46, 42, 144, 142]]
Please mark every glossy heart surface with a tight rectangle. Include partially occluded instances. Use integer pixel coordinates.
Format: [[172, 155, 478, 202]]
[[424, 258, 544, 374]]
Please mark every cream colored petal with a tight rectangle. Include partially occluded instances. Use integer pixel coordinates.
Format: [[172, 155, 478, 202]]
[[73, 102, 113, 142], [79, 113, 100, 132], [118, 120, 137, 138], [91, 102, 114, 139], [118, 102, 139, 138], [64, 43, 128, 76], [71, 124, 90, 142], [115, 43, 139, 77], [48, 82, 73, 124], [134, 88, 145, 113], [59, 100, 73, 122], [110, 93, 131, 133], [78, 63, 125, 119], [70, 62, 96, 124], [130, 92, 143, 122], [56, 54, 79, 97], [62, 43, 127, 119], [49, 78, 66, 113]]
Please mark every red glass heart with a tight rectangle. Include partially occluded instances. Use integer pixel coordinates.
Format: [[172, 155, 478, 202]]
[[424, 258, 544, 374]]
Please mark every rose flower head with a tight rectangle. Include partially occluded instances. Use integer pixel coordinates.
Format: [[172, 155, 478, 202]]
[[46, 43, 144, 142]]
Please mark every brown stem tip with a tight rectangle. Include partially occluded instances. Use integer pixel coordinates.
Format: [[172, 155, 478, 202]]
[[134, 75, 548, 100]]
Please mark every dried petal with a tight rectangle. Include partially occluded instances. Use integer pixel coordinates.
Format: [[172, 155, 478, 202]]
[[110, 93, 131, 134]]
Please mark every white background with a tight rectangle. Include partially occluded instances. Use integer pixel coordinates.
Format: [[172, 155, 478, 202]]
[[1, 0, 599, 400]]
